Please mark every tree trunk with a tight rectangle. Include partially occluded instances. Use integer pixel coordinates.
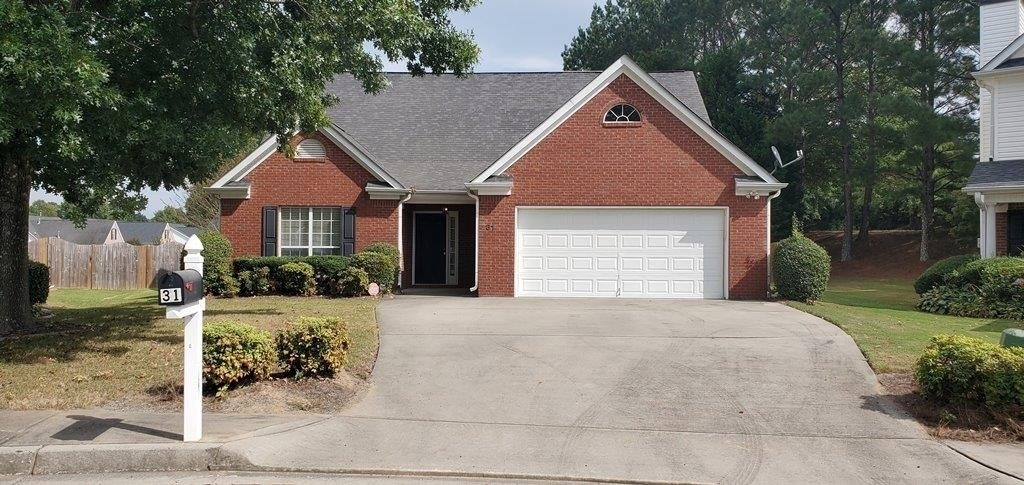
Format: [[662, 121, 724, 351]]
[[0, 151, 33, 334], [858, 25, 879, 246], [919, 145, 936, 262]]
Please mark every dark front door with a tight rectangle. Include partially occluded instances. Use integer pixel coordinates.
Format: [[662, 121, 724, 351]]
[[415, 213, 447, 284], [1009, 211, 1024, 256]]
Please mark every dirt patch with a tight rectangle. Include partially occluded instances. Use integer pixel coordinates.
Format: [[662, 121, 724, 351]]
[[807, 230, 973, 280], [877, 373, 1023, 443], [103, 371, 368, 415]]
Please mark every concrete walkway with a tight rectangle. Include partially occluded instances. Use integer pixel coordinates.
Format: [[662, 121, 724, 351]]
[[0, 297, 1020, 483], [217, 297, 1019, 483]]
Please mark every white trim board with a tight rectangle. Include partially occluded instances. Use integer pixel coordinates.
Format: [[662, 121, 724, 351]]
[[472, 56, 781, 186], [980, 32, 1024, 73], [208, 126, 403, 196]]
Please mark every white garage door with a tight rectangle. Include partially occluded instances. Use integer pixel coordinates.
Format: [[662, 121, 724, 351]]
[[516, 208, 726, 298]]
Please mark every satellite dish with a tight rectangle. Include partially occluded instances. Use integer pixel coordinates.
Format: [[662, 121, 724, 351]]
[[770, 146, 805, 174]]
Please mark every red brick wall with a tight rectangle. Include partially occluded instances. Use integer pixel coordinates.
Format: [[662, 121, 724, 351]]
[[477, 74, 770, 299], [219, 132, 399, 257]]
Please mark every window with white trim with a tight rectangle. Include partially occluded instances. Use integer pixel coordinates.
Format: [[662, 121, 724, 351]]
[[604, 103, 641, 123], [280, 207, 344, 256]]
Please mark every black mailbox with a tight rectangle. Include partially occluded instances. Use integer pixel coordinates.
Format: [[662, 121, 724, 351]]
[[158, 270, 204, 306]]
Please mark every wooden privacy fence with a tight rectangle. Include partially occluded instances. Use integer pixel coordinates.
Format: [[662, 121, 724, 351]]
[[27, 237, 184, 290]]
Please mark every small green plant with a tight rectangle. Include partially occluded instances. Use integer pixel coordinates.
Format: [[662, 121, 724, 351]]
[[914, 254, 978, 295], [916, 334, 1024, 408], [351, 251, 397, 293], [771, 230, 830, 302], [237, 266, 272, 296], [277, 262, 316, 296], [203, 322, 275, 396], [276, 317, 349, 379], [28, 260, 50, 305]]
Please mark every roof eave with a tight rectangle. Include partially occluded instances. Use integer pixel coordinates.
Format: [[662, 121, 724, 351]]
[[206, 185, 251, 199]]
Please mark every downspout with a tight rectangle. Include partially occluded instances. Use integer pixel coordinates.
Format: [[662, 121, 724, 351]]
[[396, 192, 413, 290], [767, 190, 783, 298], [467, 190, 480, 293]]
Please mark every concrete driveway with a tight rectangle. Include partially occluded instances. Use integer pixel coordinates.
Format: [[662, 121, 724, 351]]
[[224, 297, 1015, 484]]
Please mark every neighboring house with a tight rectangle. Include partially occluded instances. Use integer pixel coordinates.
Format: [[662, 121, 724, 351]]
[[968, 0, 1024, 257], [28, 217, 123, 245], [119, 222, 201, 245], [209, 56, 786, 299]]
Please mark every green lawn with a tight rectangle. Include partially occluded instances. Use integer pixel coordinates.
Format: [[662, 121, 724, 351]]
[[788, 278, 1021, 374], [0, 289, 378, 409]]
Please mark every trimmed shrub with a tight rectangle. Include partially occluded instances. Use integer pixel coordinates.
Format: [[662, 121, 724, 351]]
[[238, 266, 272, 297], [233, 256, 351, 296], [28, 260, 50, 305], [233, 257, 297, 275], [918, 257, 1024, 319], [196, 230, 237, 297], [363, 242, 400, 268], [203, 263, 239, 297], [304, 256, 351, 296], [276, 317, 350, 379], [914, 254, 978, 295], [351, 251, 397, 293], [197, 230, 232, 266], [336, 266, 369, 297], [277, 262, 315, 296], [916, 334, 1024, 408], [945, 257, 1024, 288], [771, 231, 831, 302], [203, 322, 275, 396]]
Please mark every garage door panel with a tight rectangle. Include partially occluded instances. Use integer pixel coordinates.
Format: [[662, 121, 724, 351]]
[[517, 208, 726, 299]]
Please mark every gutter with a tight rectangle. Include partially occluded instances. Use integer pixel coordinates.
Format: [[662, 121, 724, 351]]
[[767, 190, 783, 299], [467, 190, 480, 293]]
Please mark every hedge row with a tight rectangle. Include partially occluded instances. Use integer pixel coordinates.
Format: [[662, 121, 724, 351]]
[[917, 335, 1024, 408], [917, 256, 1024, 319], [203, 317, 349, 396], [194, 232, 399, 298]]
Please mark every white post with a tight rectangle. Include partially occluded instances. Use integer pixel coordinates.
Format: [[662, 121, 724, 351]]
[[985, 202, 998, 258], [180, 235, 204, 442]]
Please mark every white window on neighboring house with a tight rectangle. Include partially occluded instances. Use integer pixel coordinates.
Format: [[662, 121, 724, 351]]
[[280, 207, 344, 256]]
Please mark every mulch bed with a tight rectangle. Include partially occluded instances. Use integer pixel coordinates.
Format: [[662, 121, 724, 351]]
[[877, 373, 1024, 443]]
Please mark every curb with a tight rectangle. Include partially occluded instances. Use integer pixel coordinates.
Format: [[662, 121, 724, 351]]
[[0, 443, 247, 476]]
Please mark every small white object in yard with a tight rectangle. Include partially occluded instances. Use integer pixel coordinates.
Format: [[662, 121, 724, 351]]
[[368, 282, 380, 296]]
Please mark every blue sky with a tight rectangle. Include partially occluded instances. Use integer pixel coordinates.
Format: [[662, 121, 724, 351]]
[[31, 0, 598, 216]]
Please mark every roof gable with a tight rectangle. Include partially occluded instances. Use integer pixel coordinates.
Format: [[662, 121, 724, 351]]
[[980, 33, 1024, 73], [471, 56, 780, 185]]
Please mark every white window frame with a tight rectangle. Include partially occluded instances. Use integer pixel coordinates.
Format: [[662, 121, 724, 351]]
[[278, 207, 344, 256]]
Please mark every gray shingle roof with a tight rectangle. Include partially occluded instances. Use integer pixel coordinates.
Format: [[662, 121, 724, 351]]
[[28, 217, 116, 245], [322, 71, 709, 190], [966, 159, 1024, 188], [118, 222, 168, 245]]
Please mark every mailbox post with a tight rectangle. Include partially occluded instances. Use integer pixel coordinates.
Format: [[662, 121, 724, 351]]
[[158, 235, 206, 442]]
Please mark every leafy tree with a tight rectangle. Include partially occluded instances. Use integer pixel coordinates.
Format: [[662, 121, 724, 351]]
[[0, 1, 478, 332], [28, 200, 59, 217], [151, 206, 188, 225], [57, 192, 148, 221]]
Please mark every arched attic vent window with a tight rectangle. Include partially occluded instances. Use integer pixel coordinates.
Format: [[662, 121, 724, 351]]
[[604, 103, 641, 123], [295, 139, 326, 159]]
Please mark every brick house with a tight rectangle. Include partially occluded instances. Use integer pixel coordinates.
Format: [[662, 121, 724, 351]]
[[209, 57, 786, 299]]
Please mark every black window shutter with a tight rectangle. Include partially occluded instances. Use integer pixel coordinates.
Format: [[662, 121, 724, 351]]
[[262, 206, 278, 256], [342, 208, 356, 256]]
